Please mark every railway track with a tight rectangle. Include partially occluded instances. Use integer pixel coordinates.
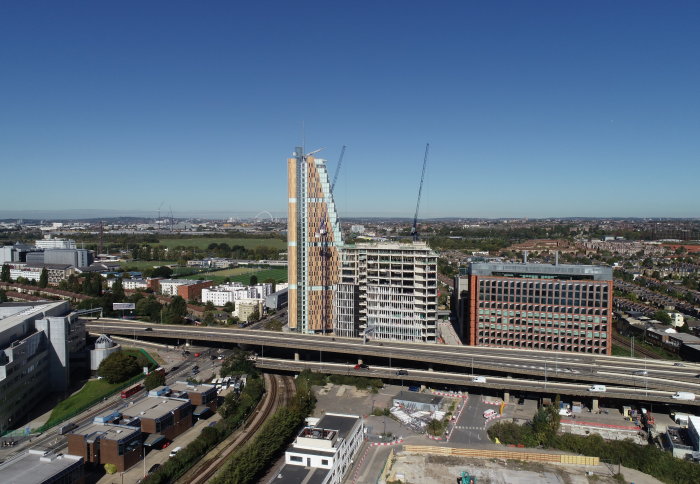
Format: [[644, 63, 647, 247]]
[[612, 332, 661, 360], [180, 373, 295, 484]]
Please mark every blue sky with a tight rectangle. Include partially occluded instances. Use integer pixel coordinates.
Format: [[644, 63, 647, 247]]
[[1, 1, 699, 219]]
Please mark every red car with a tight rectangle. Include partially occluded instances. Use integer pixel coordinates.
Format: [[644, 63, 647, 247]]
[[353, 363, 369, 370], [194, 353, 201, 357]]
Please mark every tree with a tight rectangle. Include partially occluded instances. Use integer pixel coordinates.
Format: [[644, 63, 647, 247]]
[[104, 463, 117, 475], [654, 310, 672, 325], [205, 300, 216, 311], [97, 351, 141, 383], [248, 307, 260, 322], [249, 274, 258, 286], [136, 295, 163, 322], [0, 264, 10, 283], [223, 301, 235, 313], [38, 268, 48, 288], [204, 311, 216, 325], [131, 246, 140, 260], [0, 289, 7, 303], [144, 370, 166, 390], [112, 277, 125, 301], [150, 266, 173, 278]]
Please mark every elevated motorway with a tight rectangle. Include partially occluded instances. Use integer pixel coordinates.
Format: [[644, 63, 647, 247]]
[[255, 358, 698, 406], [86, 319, 700, 398]]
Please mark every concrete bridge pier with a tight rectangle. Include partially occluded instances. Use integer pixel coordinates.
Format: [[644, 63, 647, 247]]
[[503, 391, 510, 403], [591, 398, 599, 413], [294, 352, 300, 361]]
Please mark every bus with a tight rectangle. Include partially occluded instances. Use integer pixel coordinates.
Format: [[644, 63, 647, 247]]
[[121, 384, 143, 399]]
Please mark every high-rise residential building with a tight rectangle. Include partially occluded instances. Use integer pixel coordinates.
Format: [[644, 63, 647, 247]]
[[335, 241, 438, 342], [287, 147, 343, 334], [462, 262, 613, 354]]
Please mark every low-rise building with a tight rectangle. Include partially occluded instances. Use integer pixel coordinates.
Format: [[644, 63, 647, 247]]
[[169, 381, 218, 413], [277, 414, 364, 484], [159, 279, 213, 301], [90, 334, 121, 371], [67, 422, 142, 472], [235, 299, 264, 322], [0, 449, 84, 484], [121, 396, 193, 442], [393, 391, 443, 412]]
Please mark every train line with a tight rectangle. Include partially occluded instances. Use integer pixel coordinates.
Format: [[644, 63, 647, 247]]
[[181, 373, 295, 484], [612, 332, 662, 360]]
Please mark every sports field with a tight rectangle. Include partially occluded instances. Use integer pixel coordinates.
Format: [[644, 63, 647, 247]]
[[153, 237, 286, 250], [183, 267, 287, 284]]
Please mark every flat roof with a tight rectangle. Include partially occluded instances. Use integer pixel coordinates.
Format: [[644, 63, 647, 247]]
[[71, 422, 140, 442], [314, 413, 361, 441], [274, 464, 329, 484], [0, 449, 83, 483], [122, 396, 190, 420], [170, 381, 216, 394], [468, 262, 612, 281]]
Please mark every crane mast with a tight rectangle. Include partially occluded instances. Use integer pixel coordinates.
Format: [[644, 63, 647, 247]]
[[330, 145, 346, 193], [411, 143, 430, 242]]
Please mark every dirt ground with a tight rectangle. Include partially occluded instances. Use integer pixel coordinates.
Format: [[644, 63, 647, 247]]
[[388, 453, 624, 484]]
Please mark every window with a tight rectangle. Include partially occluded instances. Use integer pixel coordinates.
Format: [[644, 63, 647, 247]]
[[290, 455, 303, 462], [322, 459, 329, 465]]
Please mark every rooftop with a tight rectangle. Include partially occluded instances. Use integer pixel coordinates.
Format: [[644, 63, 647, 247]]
[[468, 262, 613, 281], [395, 390, 443, 406], [274, 464, 329, 484], [122, 396, 190, 420], [0, 449, 83, 483], [313, 413, 361, 441], [170, 381, 216, 394], [70, 422, 140, 442]]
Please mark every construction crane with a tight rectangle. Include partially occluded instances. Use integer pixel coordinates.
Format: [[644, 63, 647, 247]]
[[411, 143, 430, 242], [330, 145, 346, 193]]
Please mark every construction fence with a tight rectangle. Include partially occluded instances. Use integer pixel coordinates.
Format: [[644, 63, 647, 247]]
[[402, 445, 599, 466]]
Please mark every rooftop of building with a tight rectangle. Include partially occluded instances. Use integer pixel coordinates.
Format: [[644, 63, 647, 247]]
[[0, 301, 69, 343], [170, 381, 216, 394], [122, 396, 190, 420], [25, 263, 74, 270], [311, 413, 361, 441], [70, 422, 140, 442], [0, 449, 83, 483], [468, 262, 613, 281], [273, 464, 329, 484], [347, 241, 436, 252], [688, 415, 700, 431]]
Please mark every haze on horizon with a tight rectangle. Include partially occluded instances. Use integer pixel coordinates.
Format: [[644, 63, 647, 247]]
[[1, 1, 698, 219]]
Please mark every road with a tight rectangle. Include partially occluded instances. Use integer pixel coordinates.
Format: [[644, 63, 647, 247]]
[[85, 319, 700, 396]]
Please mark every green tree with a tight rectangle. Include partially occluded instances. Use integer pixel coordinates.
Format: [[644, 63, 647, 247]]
[[249, 274, 258, 286], [97, 351, 141, 383], [205, 300, 216, 311], [112, 277, 125, 300], [131, 246, 140, 260], [38, 267, 48, 288], [223, 301, 235, 313], [149, 266, 173, 278], [136, 295, 163, 322], [162, 296, 187, 324], [247, 307, 260, 322], [204, 311, 216, 325], [104, 463, 117, 475], [0, 288, 7, 303], [1, 264, 10, 282], [654, 310, 672, 325], [144, 370, 166, 390]]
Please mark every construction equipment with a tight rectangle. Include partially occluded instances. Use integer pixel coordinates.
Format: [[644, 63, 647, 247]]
[[411, 143, 430, 242], [330, 145, 346, 193]]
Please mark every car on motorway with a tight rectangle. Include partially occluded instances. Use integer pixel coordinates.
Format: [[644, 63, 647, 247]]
[[588, 384, 606, 392], [396, 369, 408, 376], [673, 362, 685, 367], [144, 327, 153, 331], [354, 363, 369, 370], [634, 370, 648, 376], [472, 376, 486, 383]]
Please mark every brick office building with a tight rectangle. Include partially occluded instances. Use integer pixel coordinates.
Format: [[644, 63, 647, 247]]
[[463, 262, 613, 354], [121, 397, 193, 442], [66, 422, 142, 472], [169, 381, 218, 412]]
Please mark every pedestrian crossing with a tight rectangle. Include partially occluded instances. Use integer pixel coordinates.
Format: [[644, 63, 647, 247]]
[[454, 425, 485, 431]]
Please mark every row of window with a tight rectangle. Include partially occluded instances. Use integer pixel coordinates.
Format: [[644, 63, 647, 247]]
[[477, 303, 608, 315], [476, 340, 607, 354]]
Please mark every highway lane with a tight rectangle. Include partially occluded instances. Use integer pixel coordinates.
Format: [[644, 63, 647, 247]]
[[254, 358, 699, 406], [85, 320, 700, 392]]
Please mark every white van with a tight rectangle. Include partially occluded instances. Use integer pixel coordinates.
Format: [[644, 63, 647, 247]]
[[483, 409, 496, 419], [588, 384, 606, 392], [472, 376, 487, 383], [169, 446, 182, 458]]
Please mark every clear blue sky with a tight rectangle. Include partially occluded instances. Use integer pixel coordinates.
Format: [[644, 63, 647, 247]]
[[1, 1, 698, 219]]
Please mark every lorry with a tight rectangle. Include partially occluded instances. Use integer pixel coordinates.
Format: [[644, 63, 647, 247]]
[[672, 392, 696, 401], [588, 384, 606, 392], [472, 376, 487, 383]]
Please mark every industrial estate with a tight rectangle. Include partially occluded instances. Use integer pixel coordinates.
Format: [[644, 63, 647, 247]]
[[1, 147, 700, 484]]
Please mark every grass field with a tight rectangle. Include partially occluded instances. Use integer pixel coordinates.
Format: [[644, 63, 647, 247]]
[[153, 237, 286, 250], [47, 379, 125, 425], [183, 267, 287, 284]]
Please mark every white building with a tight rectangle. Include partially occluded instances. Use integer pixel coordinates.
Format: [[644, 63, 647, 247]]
[[159, 279, 194, 296], [107, 278, 150, 291], [9, 265, 42, 282], [35, 235, 76, 249], [201, 283, 274, 307], [668, 311, 685, 328], [335, 241, 438, 342], [277, 414, 364, 484]]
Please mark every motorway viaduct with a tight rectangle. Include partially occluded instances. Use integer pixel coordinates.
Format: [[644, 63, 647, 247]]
[[86, 319, 700, 407]]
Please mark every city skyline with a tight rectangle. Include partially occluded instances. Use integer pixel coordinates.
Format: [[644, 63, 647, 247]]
[[1, 1, 699, 218]]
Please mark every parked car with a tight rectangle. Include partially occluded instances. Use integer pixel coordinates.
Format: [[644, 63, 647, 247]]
[[148, 464, 161, 474], [169, 446, 182, 457], [353, 363, 369, 370]]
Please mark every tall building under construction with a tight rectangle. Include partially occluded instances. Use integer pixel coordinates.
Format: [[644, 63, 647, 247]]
[[287, 147, 343, 333]]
